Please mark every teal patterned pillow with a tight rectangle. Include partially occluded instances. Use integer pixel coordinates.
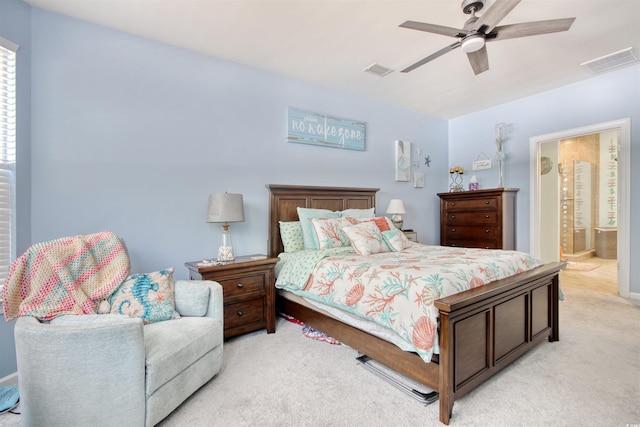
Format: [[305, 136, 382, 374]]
[[279, 221, 304, 253], [110, 267, 180, 324]]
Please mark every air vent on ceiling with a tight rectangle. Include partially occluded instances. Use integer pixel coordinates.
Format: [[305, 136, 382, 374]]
[[363, 63, 394, 77], [581, 47, 638, 74]]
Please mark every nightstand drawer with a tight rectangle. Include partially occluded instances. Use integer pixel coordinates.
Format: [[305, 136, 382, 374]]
[[217, 274, 266, 298], [224, 298, 265, 330]]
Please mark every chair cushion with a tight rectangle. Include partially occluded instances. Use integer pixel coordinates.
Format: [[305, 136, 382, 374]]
[[143, 317, 223, 395]]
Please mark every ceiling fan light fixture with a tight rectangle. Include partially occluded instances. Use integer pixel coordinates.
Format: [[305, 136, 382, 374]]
[[461, 35, 484, 53]]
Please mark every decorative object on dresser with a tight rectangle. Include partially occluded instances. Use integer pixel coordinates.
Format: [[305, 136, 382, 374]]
[[186, 255, 279, 339], [448, 166, 465, 192], [386, 198, 406, 229], [438, 188, 518, 249], [207, 192, 245, 262]]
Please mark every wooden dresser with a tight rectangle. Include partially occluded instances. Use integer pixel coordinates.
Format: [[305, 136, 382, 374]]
[[438, 188, 518, 250]]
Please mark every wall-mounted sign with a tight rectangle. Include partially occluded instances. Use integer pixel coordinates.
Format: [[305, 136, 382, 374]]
[[287, 107, 365, 151]]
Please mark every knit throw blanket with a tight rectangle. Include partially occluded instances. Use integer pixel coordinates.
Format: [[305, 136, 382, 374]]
[[2, 231, 130, 321]]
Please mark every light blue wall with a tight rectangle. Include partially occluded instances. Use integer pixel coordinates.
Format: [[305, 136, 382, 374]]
[[449, 64, 640, 293], [29, 8, 449, 277], [0, 0, 31, 380]]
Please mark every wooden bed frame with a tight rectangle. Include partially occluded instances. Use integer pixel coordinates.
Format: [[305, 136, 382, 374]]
[[267, 184, 563, 425]]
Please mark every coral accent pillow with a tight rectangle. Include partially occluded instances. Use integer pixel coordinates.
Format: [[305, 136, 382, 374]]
[[382, 228, 412, 252], [342, 222, 390, 256], [310, 217, 357, 249], [359, 216, 394, 232], [110, 267, 180, 324]]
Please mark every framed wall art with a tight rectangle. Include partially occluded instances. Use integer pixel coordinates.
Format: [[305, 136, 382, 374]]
[[286, 107, 366, 151]]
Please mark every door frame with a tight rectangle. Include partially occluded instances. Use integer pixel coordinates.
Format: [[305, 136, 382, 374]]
[[529, 118, 630, 298]]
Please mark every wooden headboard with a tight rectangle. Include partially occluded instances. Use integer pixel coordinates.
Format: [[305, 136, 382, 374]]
[[266, 184, 380, 257]]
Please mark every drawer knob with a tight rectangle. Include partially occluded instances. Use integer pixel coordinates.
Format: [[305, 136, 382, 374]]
[[451, 215, 456, 219], [450, 228, 456, 233], [237, 283, 244, 288], [485, 229, 490, 233], [485, 215, 490, 218], [451, 202, 456, 206], [485, 200, 490, 204], [237, 310, 244, 317]]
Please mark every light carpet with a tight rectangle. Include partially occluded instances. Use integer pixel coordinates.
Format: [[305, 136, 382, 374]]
[[1, 287, 638, 427]]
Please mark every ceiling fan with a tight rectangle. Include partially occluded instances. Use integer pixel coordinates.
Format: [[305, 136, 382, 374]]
[[399, 0, 575, 75]]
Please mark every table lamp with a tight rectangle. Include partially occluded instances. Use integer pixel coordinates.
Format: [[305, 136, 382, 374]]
[[207, 192, 245, 262], [386, 199, 406, 229]]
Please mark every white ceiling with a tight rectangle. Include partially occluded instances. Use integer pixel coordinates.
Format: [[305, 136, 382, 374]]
[[23, 0, 640, 119]]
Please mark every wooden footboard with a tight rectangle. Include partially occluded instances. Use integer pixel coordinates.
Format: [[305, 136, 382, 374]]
[[435, 262, 562, 424], [277, 262, 562, 425]]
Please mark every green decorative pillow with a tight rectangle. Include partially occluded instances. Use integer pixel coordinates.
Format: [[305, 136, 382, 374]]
[[110, 267, 180, 324], [279, 221, 304, 253]]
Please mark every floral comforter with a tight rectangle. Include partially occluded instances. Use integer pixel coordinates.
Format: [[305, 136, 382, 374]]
[[276, 244, 542, 362]]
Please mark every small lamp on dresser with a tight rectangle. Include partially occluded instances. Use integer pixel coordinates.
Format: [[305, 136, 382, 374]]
[[207, 192, 245, 262], [386, 199, 406, 229]]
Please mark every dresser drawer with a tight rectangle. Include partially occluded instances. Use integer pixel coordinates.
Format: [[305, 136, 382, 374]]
[[224, 298, 265, 330], [444, 197, 498, 211], [217, 273, 266, 298], [446, 211, 497, 225], [445, 225, 498, 240], [445, 239, 500, 249]]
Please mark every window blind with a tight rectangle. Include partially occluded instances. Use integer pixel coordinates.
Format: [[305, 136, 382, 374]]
[[0, 37, 17, 290]]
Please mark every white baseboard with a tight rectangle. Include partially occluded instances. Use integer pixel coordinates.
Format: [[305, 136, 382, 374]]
[[0, 372, 18, 387], [628, 292, 640, 305]]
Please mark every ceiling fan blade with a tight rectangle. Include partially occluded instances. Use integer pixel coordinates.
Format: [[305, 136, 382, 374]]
[[399, 20, 469, 38], [467, 45, 489, 75], [489, 18, 576, 41], [474, 0, 521, 33], [401, 41, 462, 73]]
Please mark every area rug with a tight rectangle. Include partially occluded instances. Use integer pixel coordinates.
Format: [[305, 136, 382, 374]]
[[565, 262, 600, 271]]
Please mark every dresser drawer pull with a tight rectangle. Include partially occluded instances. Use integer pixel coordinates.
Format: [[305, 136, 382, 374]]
[[450, 228, 456, 233], [450, 202, 456, 206], [237, 310, 244, 317], [451, 215, 456, 219], [237, 283, 244, 288], [485, 229, 490, 233], [485, 200, 490, 204], [485, 215, 490, 218]]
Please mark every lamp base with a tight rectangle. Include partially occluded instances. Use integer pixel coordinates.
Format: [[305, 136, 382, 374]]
[[391, 214, 403, 230], [217, 226, 235, 262]]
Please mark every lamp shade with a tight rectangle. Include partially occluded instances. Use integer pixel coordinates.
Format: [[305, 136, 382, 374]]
[[386, 199, 406, 215], [207, 193, 245, 223]]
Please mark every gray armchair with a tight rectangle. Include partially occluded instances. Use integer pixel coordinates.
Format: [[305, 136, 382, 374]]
[[14, 280, 223, 427]]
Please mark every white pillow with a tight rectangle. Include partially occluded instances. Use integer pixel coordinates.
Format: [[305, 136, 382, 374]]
[[310, 217, 357, 249], [342, 222, 390, 256], [382, 228, 411, 252]]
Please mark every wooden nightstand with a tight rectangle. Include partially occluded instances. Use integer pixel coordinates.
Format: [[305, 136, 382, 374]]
[[185, 255, 279, 339], [403, 230, 418, 243]]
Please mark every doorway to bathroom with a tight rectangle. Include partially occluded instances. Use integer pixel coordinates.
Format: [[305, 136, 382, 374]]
[[529, 119, 630, 298]]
